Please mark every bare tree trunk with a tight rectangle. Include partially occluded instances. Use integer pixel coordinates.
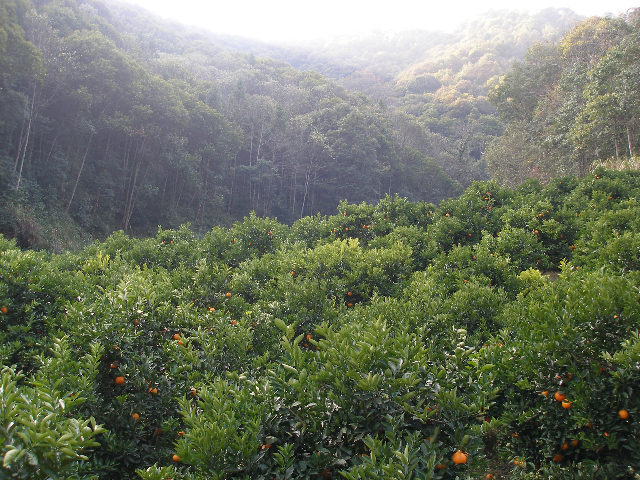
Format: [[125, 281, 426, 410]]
[[123, 157, 141, 231], [301, 172, 310, 219], [614, 119, 620, 162], [628, 126, 634, 157], [13, 120, 26, 170], [123, 137, 147, 231], [43, 122, 63, 168], [66, 132, 94, 211], [227, 153, 238, 215], [15, 84, 37, 190]]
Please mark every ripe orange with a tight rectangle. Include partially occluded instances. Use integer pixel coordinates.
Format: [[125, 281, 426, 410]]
[[541, 390, 549, 397], [554, 391, 565, 402], [173, 333, 180, 340], [562, 401, 572, 409], [619, 409, 629, 419], [347, 303, 353, 307], [553, 453, 563, 462], [486, 475, 495, 480], [561, 442, 569, 451], [225, 292, 231, 298], [230, 320, 237, 325], [177, 340, 184, 346], [572, 440, 579, 447], [452, 450, 468, 464], [172, 454, 180, 462], [148, 387, 158, 394], [115, 376, 125, 385], [347, 291, 353, 296], [131, 413, 140, 421], [190, 388, 197, 396], [0, 307, 7, 314]]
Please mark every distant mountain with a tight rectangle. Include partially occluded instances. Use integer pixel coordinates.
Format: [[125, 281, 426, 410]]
[[0, 0, 594, 251]]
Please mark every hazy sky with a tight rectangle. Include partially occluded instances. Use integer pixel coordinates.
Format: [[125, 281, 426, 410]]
[[122, 0, 636, 43]]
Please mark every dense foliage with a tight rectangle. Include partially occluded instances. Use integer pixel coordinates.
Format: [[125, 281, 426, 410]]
[[2, 168, 640, 479], [0, 0, 588, 249], [486, 8, 640, 186]]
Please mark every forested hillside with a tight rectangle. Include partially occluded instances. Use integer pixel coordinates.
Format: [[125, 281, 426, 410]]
[[2, 169, 640, 479], [0, 0, 459, 247], [202, 8, 582, 187], [0, 0, 588, 250], [486, 8, 640, 186]]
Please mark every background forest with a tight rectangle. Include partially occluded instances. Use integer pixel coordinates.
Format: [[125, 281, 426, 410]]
[[0, 0, 591, 248], [1, 0, 639, 251]]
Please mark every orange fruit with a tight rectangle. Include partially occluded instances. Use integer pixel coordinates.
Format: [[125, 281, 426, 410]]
[[172, 454, 180, 462], [131, 413, 140, 421], [561, 442, 569, 451], [572, 440, 579, 447], [619, 409, 629, 419], [115, 376, 125, 385], [173, 333, 180, 340], [562, 401, 572, 409], [190, 388, 197, 396], [553, 453, 563, 462], [230, 320, 237, 325], [486, 475, 495, 480], [347, 291, 353, 296], [541, 390, 549, 397], [452, 450, 468, 464], [148, 387, 158, 394], [554, 391, 565, 402], [177, 340, 184, 346], [225, 292, 231, 298], [0, 307, 7, 314]]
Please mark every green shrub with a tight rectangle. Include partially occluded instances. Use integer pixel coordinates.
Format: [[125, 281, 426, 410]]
[[479, 267, 640, 475], [0, 339, 106, 480]]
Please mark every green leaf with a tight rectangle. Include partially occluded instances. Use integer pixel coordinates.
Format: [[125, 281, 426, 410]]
[[3, 448, 25, 467]]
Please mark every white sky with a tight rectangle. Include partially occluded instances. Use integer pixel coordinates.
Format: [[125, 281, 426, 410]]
[[122, 0, 637, 43]]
